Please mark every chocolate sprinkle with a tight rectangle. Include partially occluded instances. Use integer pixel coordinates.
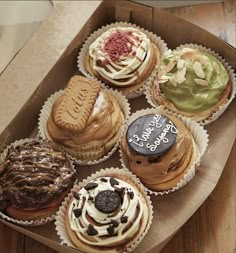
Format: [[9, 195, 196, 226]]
[[110, 177, 119, 186], [121, 216, 128, 223], [87, 224, 98, 236], [107, 225, 115, 236], [84, 183, 98, 191], [73, 208, 82, 218], [111, 219, 119, 228]]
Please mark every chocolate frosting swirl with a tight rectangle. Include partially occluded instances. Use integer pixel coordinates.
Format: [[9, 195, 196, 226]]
[[0, 139, 75, 210]]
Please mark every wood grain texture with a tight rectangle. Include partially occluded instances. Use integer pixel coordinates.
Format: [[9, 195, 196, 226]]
[[0, 1, 235, 253], [0, 223, 24, 253], [165, 0, 236, 47]]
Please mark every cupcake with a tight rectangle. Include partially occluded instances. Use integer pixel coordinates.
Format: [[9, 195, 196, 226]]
[[56, 168, 152, 253], [148, 47, 233, 122], [0, 139, 75, 223], [82, 26, 161, 97], [120, 110, 208, 193], [42, 75, 127, 162]]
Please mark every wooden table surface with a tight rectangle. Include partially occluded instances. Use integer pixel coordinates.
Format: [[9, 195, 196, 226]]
[[0, 1, 235, 253]]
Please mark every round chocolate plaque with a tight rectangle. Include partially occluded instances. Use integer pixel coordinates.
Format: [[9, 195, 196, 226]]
[[126, 114, 178, 156]]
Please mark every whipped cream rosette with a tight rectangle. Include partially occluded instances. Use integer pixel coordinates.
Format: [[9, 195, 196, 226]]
[[78, 22, 168, 99], [146, 44, 236, 124], [0, 138, 75, 226], [55, 168, 153, 253]]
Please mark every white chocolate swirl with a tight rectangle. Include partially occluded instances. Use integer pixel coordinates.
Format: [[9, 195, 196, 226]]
[[89, 27, 152, 87], [68, 177, 144, 247]]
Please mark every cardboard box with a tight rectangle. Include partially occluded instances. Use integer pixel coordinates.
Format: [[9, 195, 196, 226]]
[[0, 1, 235, 253]]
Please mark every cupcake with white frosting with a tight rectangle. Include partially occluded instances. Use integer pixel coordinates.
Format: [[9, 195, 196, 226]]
[[78, 23, 168, 98], [55, 168, 153, 253]]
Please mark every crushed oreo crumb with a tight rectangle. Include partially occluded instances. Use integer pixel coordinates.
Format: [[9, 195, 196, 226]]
[[107, 225, 115, 236], [87, 224, 98, 236], [84, 182, 98, 191], [128, 191, 134, 200], [88, 196, 94, 201], [121, 216, 128, 223], [73, 208, 82, 218], [115, 187, 125, 195], [100, 178, 108, 182], [110, 177, 119, 186], [73, 192, 80, 200], [111, 219, 119, 228]]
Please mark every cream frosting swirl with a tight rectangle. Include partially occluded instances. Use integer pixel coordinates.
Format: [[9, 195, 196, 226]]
[[68, 176, 144, 247], [47, 90, 123, 148], [158, 48, 230, 113], [89, 27, 153, 87]]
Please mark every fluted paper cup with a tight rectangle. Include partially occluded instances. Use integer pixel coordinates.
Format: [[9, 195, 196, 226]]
[[78, 22, 168, 99], [0, 138, 75, 226], [119, 107, 209, 195], [55, 167, 153, 253]]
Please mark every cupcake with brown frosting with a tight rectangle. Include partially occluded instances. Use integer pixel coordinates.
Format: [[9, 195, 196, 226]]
[[39, 75, 129, 163], [120, 108, 208, 193], [78, 23, 168, 98], [55, 168, 153, 253], [0, 139, 75, 224]]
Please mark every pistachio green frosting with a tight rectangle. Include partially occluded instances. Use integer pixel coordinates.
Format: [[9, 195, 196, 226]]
[[159, 48, 229, 113]]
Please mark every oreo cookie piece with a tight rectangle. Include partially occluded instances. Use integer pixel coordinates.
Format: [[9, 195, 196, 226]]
[[126, 114, 178, 156], [121, 216, 128, 223], [100, 178, 108, 182], [111, 219, 119, 228], [110, 177, 119, 186], [73, 208, 82, 218], [128, 191, 134, 200], [115, 187, 125, 195], [87, 224, 98, 236], [73, 192, 80, 200], [107, 225, 115, 236], [84, 182, 98, 191], [95, 190, 121, 213]]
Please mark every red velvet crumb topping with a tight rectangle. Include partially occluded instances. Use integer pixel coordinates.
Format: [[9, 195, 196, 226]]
[[103, 31, 138, 62]]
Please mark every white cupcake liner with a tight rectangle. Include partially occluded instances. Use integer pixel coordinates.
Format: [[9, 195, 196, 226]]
[[119, 107, 209, 196], [78, 22, 168, 99], [55, 167, 153, 253], [38, 88, 131, 165], [0, 138, 75, 226], [145, 43, 236, 125]]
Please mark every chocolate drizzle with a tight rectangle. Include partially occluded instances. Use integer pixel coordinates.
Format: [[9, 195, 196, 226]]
[[0, 139, 75, 210]]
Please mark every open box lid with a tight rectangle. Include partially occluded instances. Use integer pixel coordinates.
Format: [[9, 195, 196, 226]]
[[0, 1, 235, 253]]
